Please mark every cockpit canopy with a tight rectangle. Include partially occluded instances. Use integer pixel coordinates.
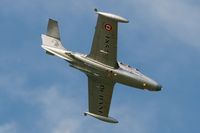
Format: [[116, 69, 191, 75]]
[[118, 62, 140, 74]]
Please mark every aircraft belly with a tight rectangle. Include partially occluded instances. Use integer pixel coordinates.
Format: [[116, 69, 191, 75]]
[[115, 70, 161, 91], [42, 45, 74, 62], [115, 71, 144, 89], [71, 57, 140, 88], [71, 61, 109, 79], [71, 55, 117, 79], [70, 54, 159, 91]]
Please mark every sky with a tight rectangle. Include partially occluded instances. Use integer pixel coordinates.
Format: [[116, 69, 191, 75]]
[[0, 0, 200, 133]]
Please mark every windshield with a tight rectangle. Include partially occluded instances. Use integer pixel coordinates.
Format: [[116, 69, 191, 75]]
[[118, 62, 140, 73]]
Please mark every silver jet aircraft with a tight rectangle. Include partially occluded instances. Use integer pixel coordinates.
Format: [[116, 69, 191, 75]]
[[41, 10, 162, 123]]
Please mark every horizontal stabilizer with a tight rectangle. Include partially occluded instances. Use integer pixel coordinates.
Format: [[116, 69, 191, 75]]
[[41, 19, 65, 50], [84, 112, 118, 124], [46, 50, 54, 56], [41, 34, 65, 50]]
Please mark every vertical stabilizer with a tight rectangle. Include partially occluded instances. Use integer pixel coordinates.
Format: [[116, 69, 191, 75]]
[[46, 19, 60, 40], [41, 19, 65, 50]]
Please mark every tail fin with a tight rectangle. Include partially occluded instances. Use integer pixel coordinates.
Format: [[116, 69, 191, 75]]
[[41, 19, 65, 50], [46, 19, 60, 40]]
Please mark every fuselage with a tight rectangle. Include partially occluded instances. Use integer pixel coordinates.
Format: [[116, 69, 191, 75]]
[[42, 45, 162, 91]]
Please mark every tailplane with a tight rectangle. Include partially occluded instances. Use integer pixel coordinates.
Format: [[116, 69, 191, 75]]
[[41, 19, 65, 50]]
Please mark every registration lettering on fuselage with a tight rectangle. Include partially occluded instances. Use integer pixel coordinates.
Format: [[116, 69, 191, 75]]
[[98, 84, 104, 114], [104, 35, 111, 53]]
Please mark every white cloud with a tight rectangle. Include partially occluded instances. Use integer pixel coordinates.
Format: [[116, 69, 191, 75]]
[[126, 0, 200, 47], [52, 120, 79, 133], [0, 122, 18, 133], [0, 72, 163, 133], [0, 0, 94, 17], [1, 0, 199, 48], [0, 71, 84, 133], [111, 101, 158, 133], [35, 87, 84, 133], [0, 77, 85, 133]]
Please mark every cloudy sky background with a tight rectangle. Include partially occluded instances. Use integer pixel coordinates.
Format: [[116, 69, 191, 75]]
[[0, 0, 200, 133]]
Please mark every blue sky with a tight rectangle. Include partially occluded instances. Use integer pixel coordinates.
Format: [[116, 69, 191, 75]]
[[0, 0, 200, 133]]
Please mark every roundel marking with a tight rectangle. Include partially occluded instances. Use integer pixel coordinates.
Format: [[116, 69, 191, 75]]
[[104, 24, 112, 31]]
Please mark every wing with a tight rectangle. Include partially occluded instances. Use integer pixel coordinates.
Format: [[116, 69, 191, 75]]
[[85, 75, 118, 123], [87, 11, 128, 68]]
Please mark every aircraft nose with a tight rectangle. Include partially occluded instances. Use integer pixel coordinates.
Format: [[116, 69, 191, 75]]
[[155, 83, 162, 91], [143, 76, 162, 91], [148, 79, 162, 91]]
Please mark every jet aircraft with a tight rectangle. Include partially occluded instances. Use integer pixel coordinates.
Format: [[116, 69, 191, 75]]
[[41, 10, 162, 123]]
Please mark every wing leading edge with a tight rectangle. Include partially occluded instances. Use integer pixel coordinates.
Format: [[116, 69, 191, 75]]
[[87, 11, 128, 68], [85, 75, 118, 123]]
